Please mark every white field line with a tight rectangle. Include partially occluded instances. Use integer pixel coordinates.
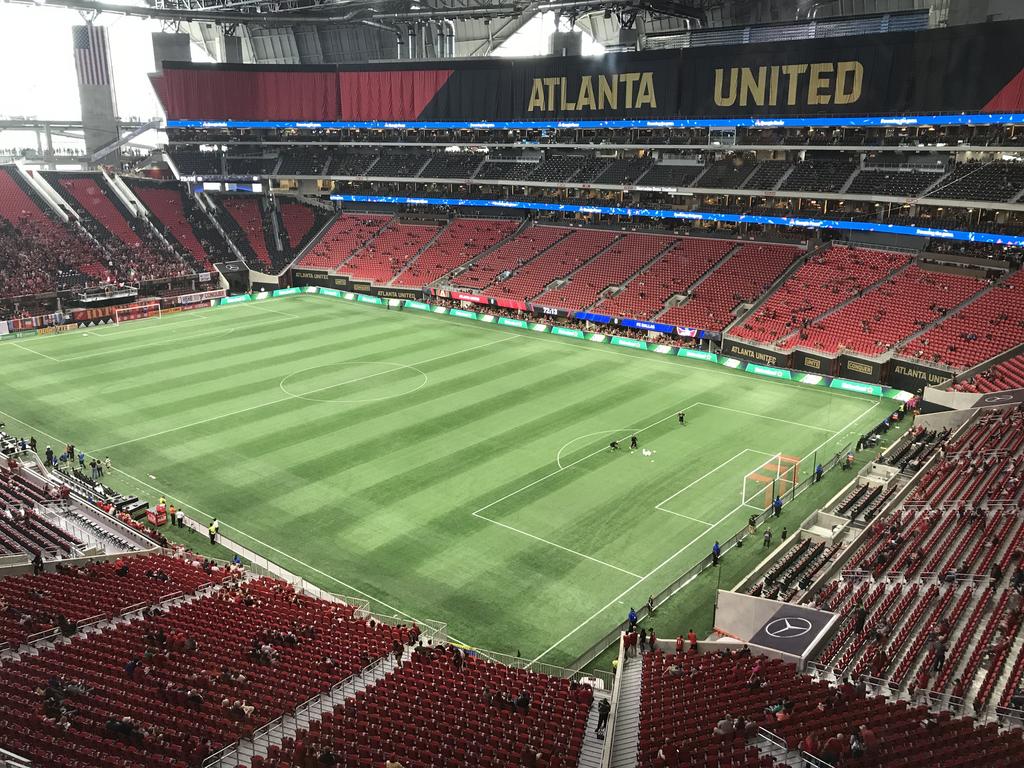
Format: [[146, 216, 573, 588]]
[[306, 293, 876, 403], [472, 404, 704, 574], [89, 335, 516, 453], [9, 342, 60, 362], [694, 401, 835, 432], [6, 314, 292, 366], [484, 395, 843, 571], [655, 449, 775, 522], [555, 429, 639, 470], [0, 406, 469, 645], [243, 303, 302, 319], [89, 312, 209, 337], [59, 316, 296, 364], [477, 517, 642, 578], [528, 402, 886, 664], [801, 399, 884, 467], [471, 403, 701, 521], [529, 498, 749, 665]]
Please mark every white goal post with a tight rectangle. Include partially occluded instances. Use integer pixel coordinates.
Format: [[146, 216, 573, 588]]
[[741, 452, 801, 511], [113, 303, 162, 324]]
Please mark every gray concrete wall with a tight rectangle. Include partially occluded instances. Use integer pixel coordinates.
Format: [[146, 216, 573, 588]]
[[152, 32, 191, 73]]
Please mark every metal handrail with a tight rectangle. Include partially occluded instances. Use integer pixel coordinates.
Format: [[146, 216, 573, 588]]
[[201, 654, 391, 768]]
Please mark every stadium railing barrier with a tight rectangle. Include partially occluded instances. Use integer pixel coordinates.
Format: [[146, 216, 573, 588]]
[[465, 646, 613, 690], [566, 442, 853, 672], [757, 727, 837, 768], [0, 746, 31, 768], [202, 653, 394, 768], [598, 635, 627, 768], [176, 513, 451, 647]]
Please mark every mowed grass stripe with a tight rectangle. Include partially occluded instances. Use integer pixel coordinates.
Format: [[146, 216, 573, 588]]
[[0, 296, 891, 664]]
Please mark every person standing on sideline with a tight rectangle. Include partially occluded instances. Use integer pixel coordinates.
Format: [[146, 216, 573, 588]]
[[687, 628, 698, 652], [175, 506, 185, 528], [209, 519, 219, 545], [815, 463, 823, 483], [648, 627, 657, 653], [104, 457, 112, 474], [639, 628, 647, 652], [627, 607, 638, 631], [781, 527, 788, 541], [712, 541, 721, 566], [763, 528, 773, 548], [773, 495, 783, 517], [678, 411, 686, 426]]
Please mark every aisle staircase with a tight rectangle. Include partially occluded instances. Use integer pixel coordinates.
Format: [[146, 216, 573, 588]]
[[609, 657, 643, 768]]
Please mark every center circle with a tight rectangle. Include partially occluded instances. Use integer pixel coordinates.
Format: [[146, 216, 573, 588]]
[[280, 362, 428, 403]]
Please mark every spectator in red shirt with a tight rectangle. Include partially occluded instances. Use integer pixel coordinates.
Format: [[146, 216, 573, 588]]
[[822, 733, 845, 763]]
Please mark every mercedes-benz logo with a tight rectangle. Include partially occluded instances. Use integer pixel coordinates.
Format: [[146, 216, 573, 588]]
[[765, 617, 813, 639], [980, 394, 1014, 404]]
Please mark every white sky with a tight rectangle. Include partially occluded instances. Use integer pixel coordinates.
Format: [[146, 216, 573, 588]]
[[0, 5, 600, 151], [0, 4, 213, 151], [493, 12, 606, 57]]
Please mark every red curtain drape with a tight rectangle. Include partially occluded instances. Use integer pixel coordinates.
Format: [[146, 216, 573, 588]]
[[339, 70, 452, 121], [156, 69, 342, 120]]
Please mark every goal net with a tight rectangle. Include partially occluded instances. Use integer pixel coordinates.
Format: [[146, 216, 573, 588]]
[[113, 303, 162, 324], [742, 453, 801, 511]]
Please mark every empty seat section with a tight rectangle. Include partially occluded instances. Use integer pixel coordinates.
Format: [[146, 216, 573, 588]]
[[296, 214, 391, 271], [342, 222, 440, 284], [660, 243, 803, 331], [733, 246, 910, 345], [451, 225, 569, 290], [486, 229, 619, 302], [899, 270, 1024, 369], [956, 352, 1024, 393], [535, 232, 675, 312], [219, 197, 274, 271], [783, 265, 985, 355], [0, 575, 402, 768], [392, 218, 518, 287], [595, 238, 734, 320]]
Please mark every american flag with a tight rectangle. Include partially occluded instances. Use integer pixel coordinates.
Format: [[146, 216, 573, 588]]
[[73, 25, 112, 87]]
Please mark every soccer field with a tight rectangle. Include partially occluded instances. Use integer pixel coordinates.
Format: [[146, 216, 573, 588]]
[[0, 295, 889, 666]]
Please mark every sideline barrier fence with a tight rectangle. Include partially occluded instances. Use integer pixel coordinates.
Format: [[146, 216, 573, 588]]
[[202, 654, 393, 768], [277, 288, 911, 401], [563, 442, 853, 672]]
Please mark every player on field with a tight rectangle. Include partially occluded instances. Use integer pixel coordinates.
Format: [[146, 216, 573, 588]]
[[630, 435, 638, 450], [609, 440, 619, 451], [678, 411, 685, 426]]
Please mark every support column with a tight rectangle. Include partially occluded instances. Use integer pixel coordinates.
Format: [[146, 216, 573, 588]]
[[72, 24, 120, 166]]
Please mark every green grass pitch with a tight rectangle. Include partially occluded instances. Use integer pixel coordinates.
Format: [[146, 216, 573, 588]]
[[0, 295, 890, 667]]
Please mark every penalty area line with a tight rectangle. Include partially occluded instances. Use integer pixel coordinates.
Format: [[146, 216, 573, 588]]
[[471, 511, 642, 578], [8, 342, 61, 362]]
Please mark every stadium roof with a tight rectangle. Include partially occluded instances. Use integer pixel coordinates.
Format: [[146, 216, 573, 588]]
[[5, 0, 1021, 65]]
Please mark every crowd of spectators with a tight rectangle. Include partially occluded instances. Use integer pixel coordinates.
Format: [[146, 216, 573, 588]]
[[0, 214, 108, 298]]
